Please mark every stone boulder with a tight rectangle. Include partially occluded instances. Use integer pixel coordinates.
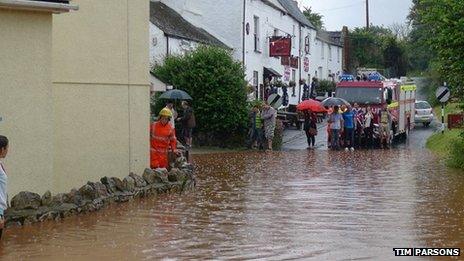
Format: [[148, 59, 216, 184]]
[[122, 175, 135, 192], [78, 184, 98, 201], [51, 193, 66, 206], [153, 168, 169, 183], [10, 191, 42, 210], [100, 176, 124, 193], [174, 156, 187, 168], [142, 168, 157, 184], [41, 190, 52, 206], [65, 189, 84, 206], [87, 181, 109, 198], [168, 168, 187, 182], [129, 173, 147, 187]]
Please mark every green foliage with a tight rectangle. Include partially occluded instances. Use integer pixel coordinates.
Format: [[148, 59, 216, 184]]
[[152, 46, 248, 147], [415, 0, 464, 101], [317, 80, 336, 94], [248, 99, 265, 110], [302, 7, 324, 29], [348, 26, 408, 78], [150, 92, 165, 121], [448, 139, 464, 169]]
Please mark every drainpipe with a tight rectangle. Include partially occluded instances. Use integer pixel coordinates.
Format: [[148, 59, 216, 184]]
[[298, 24, 302, 103], [166, 35, 169, 57], [242, 0, 246, 66]]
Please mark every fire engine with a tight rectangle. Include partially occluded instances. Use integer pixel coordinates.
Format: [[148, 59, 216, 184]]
[[335, 69, 416, 144]]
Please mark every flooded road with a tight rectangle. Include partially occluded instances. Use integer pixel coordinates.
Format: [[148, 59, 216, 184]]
[[1, 130, 464, 260]]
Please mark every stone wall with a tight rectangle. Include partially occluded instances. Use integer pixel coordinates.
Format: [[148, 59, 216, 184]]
[[5, 146, 195, 227]]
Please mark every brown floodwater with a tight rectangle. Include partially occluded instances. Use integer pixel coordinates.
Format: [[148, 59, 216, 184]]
[[0, 149, 463, 260]]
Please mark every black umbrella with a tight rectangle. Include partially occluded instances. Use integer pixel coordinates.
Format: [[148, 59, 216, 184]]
[[159, 89, 192, 100], [321, 97, 350, 107]]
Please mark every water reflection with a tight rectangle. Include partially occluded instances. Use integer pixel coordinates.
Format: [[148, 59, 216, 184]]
[[0, 149, 463, 260]]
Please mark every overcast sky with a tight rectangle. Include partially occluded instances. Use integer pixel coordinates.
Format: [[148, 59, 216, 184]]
[[298, 0, 413, 31]]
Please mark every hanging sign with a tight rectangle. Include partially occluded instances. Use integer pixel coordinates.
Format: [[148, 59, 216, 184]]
[[303, 57, 309, 72], [283, 66, 291, 81], [269, 37, 291, 57], [290, 57, 298, 69]]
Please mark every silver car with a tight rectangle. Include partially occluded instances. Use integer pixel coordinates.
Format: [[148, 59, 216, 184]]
[[415, 101, 434, 127]]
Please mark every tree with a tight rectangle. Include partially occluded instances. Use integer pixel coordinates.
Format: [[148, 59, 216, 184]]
[[417, 0, 464, 99], [302, 7, 324, 29], [347, 26, 408, 78], [152, 46, 249, 147]]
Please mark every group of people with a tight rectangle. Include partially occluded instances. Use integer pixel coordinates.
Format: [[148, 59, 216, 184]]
[[248, 102, 277, 151], [327, 103, 392, 150], [150, 101, 195, 169]]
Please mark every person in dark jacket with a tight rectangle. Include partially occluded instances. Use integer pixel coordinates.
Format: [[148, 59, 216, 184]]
[[303, 111, 318, 149], [177, 101, 195, 148]]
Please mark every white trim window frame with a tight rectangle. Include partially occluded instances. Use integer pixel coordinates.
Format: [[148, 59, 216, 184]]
[[253, 16, 260, 52], [305, 34, 310, 54]]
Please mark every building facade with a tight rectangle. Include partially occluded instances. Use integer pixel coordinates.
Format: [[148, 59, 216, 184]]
[[149, 1, 229, 91], [155, 0, 343, 106], [0, 0, 150, 196]]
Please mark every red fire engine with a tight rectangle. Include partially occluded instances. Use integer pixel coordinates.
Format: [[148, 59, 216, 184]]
[[335, 72, 416, 143]]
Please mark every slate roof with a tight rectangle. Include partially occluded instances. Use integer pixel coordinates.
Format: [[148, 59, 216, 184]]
[[150, 1, 229, 49], [277, 0, 315, 29], [316, 30, 343, 47]]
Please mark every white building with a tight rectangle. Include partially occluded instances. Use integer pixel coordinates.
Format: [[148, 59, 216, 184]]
[[149, 1, 229, 91], [155, 0, 343, 106], [312, 30, 344, 82]]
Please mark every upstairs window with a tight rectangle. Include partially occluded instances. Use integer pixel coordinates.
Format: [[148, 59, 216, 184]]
[[305, 34, 310, 54], [328, 45, 332, 61], [254, 16, 260, 52], [321, 42, 324, 59]]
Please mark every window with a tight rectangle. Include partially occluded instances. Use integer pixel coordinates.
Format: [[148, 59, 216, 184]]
[[292, 69, 296, 96], [304, 34, 311, 54], [292, 25, 296, 49], [321, 42, 324, 59], [253, 71, 259, 99], [328, 46, 332, 61], [253, 16, 260, 52], [328, 70, 332, 80], [337, 48, 340, 63]]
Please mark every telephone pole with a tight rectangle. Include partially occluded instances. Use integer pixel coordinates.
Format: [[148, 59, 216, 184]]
[[366, 0, 370, 29]]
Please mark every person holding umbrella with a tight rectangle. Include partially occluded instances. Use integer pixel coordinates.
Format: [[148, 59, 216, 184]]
[[303, 110, 318, 149], [164, 101, 177, 128]]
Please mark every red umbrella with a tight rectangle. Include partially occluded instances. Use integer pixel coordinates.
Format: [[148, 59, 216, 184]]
[[297, 99, 327, 113]]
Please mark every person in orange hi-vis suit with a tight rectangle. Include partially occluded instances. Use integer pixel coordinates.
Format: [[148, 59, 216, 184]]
[[150, 108, 179, 169]]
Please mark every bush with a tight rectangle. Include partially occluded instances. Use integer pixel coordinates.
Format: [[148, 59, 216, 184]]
[[448, 137, 464, 169], [317, 80, 336, 94], [152, 46, 248, 147]]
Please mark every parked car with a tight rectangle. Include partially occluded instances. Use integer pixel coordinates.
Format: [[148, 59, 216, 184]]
[[415, 100, 434, 127]]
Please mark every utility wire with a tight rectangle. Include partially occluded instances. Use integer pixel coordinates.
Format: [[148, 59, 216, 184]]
[[311, 1, 365, 12]]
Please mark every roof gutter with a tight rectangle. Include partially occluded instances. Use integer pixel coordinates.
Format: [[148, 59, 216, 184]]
[[0, 0, 78, 13]]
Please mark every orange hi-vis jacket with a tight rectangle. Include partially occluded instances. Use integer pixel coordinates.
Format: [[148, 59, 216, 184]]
[[150, 121, 177, 169]]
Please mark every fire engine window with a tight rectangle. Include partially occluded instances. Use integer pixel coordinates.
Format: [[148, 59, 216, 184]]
[[336, 87, 382, 104]]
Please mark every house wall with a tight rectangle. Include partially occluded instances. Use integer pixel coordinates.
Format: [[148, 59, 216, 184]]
[[312, 39, 343, 82], [0, 9, 55, 196], [52, 0, 150, 193], [159, 0, 242, 61]]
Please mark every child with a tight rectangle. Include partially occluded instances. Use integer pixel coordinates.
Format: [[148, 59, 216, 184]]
[[0, 135, 8, 238]]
